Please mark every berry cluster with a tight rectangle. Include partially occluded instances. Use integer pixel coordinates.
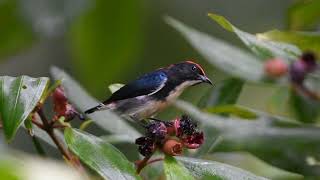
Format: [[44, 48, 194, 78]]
[[135, 115, 204, 157], [264, 52, 318, 84]]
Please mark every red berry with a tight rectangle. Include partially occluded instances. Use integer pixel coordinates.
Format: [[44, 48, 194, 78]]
[[162, 139, 183, 156], [182, 131, 204, 149], [264, 58, 288, 78]]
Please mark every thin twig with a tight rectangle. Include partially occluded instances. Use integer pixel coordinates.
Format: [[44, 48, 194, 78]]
[[47, 128, 72, 159], [147, 158, 163, 165], [36, 109, 85, 171], [52, 124, 68, 129], [136, 155, 152, 174], [31, 118, 44, 129], [37, 109, 71, 160], [37, 109, 50, 129], [292, 83, 320, 101]]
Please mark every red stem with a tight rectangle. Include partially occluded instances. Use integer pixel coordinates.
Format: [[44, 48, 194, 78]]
[[136, 156, 152, 174], [147, 158, 163, 165], [35, 109, 84, 170]]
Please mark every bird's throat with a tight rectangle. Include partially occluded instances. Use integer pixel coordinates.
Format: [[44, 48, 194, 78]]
[[165, 80, 200, 103]]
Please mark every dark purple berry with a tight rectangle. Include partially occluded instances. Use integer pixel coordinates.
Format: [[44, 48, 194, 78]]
[[301, 52, 317, 72], [135, 136, 153, 145], [146, 122, 167, 140], [289, 60, 308, 84], [135, 137, 155, 157], [289, 52, 318, 84], [178, 115, 197, 136], [138, 145, 154, 157], [301, 52, 316, 63]]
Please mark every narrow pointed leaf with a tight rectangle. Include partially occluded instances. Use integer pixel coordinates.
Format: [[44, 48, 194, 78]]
[[258, 30, 320, 58], [164, 155, 194, 180], [0, 76, 49, 142], [199, 78, 244, 108], [165, 16, 264, 82], [64, 128, 141, 180], [289, 90, 320, 123], [208, 13, 301, 60], [204, 105, 258, 119], [177, 157, 267, 180], [266, 86, 291, 117], [208, 152, 303, 180], [50, 66, 141, 140]]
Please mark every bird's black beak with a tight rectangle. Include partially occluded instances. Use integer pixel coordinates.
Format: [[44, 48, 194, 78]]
[[200, 75, 213, 85]]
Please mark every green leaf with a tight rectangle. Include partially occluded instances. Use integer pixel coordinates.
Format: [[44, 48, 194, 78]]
[[199, 78, 244, 108], [204, 105, 258, 119], [208, 152, 303, 180], [50, 66, 141, 141], [266, 86, 291, 117], [64, 128, 141, 180], [70, 0, 143, 96], [175, 100, 320, 175], [165, 16, 264, 82], [289, 89, 320, 123], [196, 78, 244, 156], [288, 0, 320, 30], [258, 30, 320, 58], [177, 157, 267, 180], [0, 76, 49, 142], [164, 156, 194, 180], [101, 134, 135, 144], [208, 13, 301, 60]]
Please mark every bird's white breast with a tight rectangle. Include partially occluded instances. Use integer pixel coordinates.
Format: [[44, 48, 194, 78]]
[[165, 80, 201, 103]]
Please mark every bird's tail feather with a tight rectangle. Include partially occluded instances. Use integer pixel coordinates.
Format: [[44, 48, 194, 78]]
[[85, 103, 106, 114]]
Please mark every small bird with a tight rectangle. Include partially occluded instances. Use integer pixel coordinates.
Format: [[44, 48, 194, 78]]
[[85, 61, 212, 120]]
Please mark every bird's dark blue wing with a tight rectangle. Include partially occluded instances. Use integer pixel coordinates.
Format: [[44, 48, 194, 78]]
[[103, 71, 168, 104]]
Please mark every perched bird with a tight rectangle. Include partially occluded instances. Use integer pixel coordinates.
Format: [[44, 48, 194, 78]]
[[85, 61, 212, 120]]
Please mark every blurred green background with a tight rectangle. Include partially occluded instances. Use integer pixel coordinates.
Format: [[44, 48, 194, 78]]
[[0, 0, 298, 154], [0, 0, 298, 117], [2, 0, 320, 178], [0, 0, 294, 94]]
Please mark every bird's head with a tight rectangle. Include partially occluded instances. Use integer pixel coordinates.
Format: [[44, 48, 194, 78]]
[[167, 61, 212, 86]]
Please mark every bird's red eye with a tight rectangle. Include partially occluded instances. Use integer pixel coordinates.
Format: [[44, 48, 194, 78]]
[[191, 65, 197, 71]]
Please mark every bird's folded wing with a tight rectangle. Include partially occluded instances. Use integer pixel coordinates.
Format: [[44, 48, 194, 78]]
[[103, 71, 168, 104]]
